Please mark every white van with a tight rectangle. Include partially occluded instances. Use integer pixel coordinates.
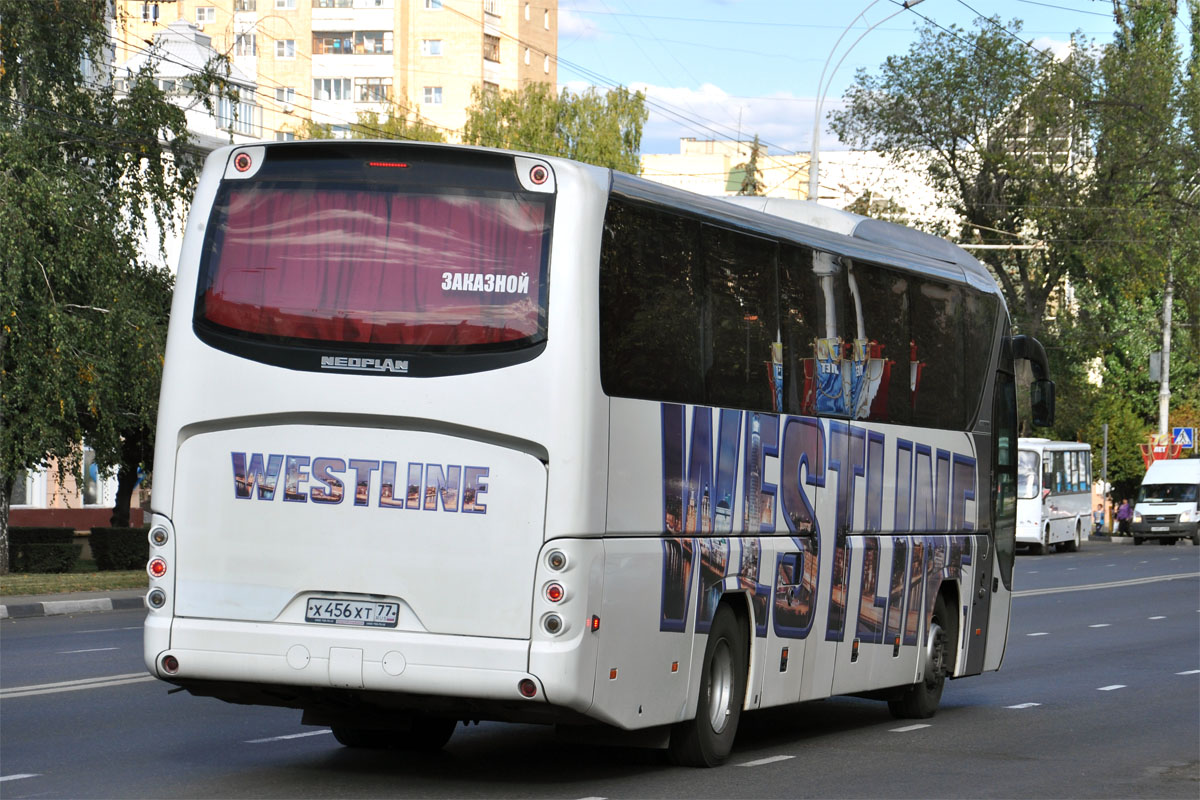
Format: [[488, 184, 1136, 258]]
[[1131, 459, 1200, 546]]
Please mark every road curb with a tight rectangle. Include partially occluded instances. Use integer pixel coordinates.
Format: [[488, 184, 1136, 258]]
[[0, 595, 146, 620]]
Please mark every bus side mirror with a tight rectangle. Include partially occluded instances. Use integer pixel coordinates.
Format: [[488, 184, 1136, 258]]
[[1031, 378, 1055, 427]]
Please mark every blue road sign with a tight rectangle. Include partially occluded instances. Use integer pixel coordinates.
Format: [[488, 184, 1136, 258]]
[[1172, 427, 1195, 449]]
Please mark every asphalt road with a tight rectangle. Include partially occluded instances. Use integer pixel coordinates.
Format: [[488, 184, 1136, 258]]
[[2, 539, 1197, 799]]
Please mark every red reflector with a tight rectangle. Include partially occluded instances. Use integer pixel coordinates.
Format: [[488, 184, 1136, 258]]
[[162, 654, 179, 674], [368, 161, 409, 168], [518, 679, 537, 698], [546, 583, 564, 603], [148, 557, 167, 578], [609, 668, 617, 680], [671, 661, 678, 673], [590, 615, 600, 632]]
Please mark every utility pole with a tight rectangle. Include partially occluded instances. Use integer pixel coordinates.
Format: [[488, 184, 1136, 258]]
[[1158, 265, 1173, 436]]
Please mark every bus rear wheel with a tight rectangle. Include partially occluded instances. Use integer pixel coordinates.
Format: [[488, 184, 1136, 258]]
[[1064, 521, 1081, 552], [331, 715, 456, 751], [668, 604, 747, 767], [889, 593, 953, 720]]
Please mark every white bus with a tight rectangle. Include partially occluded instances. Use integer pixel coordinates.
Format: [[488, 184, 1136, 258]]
[[145, 142, 1054, 766], [1016, 439, 1092, 554]]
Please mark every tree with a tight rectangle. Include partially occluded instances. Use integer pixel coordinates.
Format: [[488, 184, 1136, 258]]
[[828, 17, 1099, 339], [735, 135, 764, 196], [463, 83, 648, 173], [0, 1, 206, 571], [293, 103, 444, 143]]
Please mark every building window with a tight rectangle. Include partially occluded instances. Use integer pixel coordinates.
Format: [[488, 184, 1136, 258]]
[[525, 2, 529, 21], [313, 77, 352, 101], [330, 124, 351, 139], [217, 96, 264, 136], [314, 0, 353, 6], [544, 9, 550, 29], [196, 6, 216, 23], [275, 39, 296, 58], [234, 0, 257, 11], [355, 77, 392, 103], [524, 47, 530, 65], [484, 0, 500, 15], [425, 0, 442, 8], [275, 86, 296, 103], [313, 31, 392, 54], [276, 131, 296, 141], [141, 3, 160, 22], [235, 33, 257, 56], [483, 81, 499, 94], [355, 31, 393, 54], [6, 469, 46, 508], [544, 54, 550, 73], [275, 0, 297, 9], [483, 34, 500, 63], [421, 38, 442, 56], [423, 86, 442, 105]]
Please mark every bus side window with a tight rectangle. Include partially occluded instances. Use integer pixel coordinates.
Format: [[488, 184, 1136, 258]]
[[779, 244, 836, 416], [844, 260, 910, 424], [910, 278, 965, 429], [701, 225, 779, 412], [599, 198, 704, 404]]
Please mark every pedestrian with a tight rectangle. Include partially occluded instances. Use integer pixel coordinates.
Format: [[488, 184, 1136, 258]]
[[1116, 498, 1132, 536]]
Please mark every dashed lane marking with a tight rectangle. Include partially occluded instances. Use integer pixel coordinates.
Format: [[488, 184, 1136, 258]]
[[1149, 616, 1166, 620], [739, 755, 796, 767], [1098, 685, 1126, 691], [0, 775, 40, 783], [1027, 632, 1050, 637], [1006, 703, 1041, 709], [1089, 624, 1111, 628], [246, 730, 333, 744], [77, 626, 140, 634], [57, 647, 119, 654], [890, 724, 931, 733], [1177, 670, 1200, 676]]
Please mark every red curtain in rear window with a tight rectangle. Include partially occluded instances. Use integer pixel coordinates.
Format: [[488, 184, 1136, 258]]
[[202, 188, 548, 347]]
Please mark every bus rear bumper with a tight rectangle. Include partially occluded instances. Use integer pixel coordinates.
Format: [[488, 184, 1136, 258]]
[[147, 617, 538, 704]]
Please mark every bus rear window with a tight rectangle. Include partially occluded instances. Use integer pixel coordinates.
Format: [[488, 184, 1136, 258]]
[[197, 185, 550, 350]]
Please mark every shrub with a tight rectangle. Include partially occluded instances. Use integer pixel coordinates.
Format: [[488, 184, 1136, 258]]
[[89, 527, 151, 571], [10, 527, 81, 573]]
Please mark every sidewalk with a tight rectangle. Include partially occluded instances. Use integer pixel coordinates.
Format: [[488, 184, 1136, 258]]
[[0, 588, 147, 620]]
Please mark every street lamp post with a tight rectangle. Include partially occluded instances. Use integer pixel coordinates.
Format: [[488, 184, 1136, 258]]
[[808, 0, 924, 202]]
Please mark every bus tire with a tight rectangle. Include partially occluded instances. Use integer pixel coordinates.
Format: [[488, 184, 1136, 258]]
[[1064, 521, 1081, 553], [668, 604, 747, 767], [331, 716, 456, 751], [888, 593, 953, 720]]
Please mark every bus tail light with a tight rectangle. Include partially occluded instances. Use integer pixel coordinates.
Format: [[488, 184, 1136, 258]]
[[545, 582, 564, 603], [148, 557, 167, 578], [233, 152, 253, 172], [543, 614, 563, 635], [161, 654, 180, 675], [147, 588, 167, 609], [518, 679, 537, 698], [149, 526, 169, 546], [590, 615, 600, 632]]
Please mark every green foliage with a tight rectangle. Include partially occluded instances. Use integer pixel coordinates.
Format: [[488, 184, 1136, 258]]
[[9, 528, 80, 574], [463, 83, 648, 173], [0, 0, 212, 571], [829, 17, 1099, 339], [294, 104, 445, 143], [89, 527, 150, 571], [735, 135, 764, 196]]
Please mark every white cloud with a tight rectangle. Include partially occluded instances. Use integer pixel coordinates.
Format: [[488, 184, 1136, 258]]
[[1031, 36, 1073, 60], [629, 82, 846, 156], [559, 8, 602, 41]]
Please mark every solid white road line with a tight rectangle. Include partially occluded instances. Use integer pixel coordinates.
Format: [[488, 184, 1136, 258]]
[[1097, 685, 1126, 691], [739, 755, 795, 767], [890, 724, 931, 733], [246, 730, 333, 744], [0, 672, 155, 700], [0, 774, 40, 783], [1013, 572, 1199, 597], [57, 647, 119, 654], [1177, 670, 1200, 675]]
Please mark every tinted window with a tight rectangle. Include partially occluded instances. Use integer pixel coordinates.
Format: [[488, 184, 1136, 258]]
[[781, 246, 843, 416], [600, 198, 779, 411], [198, 185, 551, 350], [600, 199, 703, 403], [846, 260, 911, 424], [910, 279, 964, 428]]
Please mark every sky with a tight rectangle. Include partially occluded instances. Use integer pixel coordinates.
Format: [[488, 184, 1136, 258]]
[[555, 0, 1196, 155]]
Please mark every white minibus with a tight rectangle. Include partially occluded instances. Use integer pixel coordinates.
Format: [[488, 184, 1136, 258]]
[[1016, 439, 1092, 553]]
